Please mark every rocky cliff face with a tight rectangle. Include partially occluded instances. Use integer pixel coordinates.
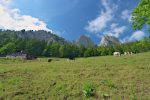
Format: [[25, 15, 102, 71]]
[[12, 30, 68, 44], [99, 35, 121, 47], [75, 35, 95, 47]]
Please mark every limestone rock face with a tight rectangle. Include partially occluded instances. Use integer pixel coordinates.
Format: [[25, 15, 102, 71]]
[[15, 30, 67, 44], [76, 35, 95, 47], [99, 35, 121, 47]]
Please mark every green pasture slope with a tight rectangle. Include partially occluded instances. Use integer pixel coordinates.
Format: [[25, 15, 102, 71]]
[[0, 52, 150, 100]]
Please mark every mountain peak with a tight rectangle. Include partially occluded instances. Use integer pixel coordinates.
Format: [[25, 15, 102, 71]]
[[99, 35, 121, 47], [75, 35, 95, 47]]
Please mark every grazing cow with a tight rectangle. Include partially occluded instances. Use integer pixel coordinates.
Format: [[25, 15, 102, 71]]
[[27, 55, 37, 60], [113, 52, 121, 57], [48, 58, 52, 62], [67, 56, 75, 61], [124, 52, 133, 56], [130, 52, 133, 55], [69, 57, 75, 60], [124, 52, 128, 56]]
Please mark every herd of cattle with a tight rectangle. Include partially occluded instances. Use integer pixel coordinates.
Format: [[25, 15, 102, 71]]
[[48, 52, 133, 62], [48, 56, 75, 62], [113, 52, 134, 56], [5, 51, 134, 62]]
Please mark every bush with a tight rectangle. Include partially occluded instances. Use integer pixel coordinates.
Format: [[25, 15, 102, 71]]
[[82, 83, 95, 97], [102, 79, 116, 89]]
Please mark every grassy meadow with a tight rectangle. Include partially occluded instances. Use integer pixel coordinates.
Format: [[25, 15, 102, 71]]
[[0, 52, 150, 100]]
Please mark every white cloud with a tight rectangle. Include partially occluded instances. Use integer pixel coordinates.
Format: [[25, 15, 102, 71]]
[[0, 0, 11, 6], [85, 0, 117, 33], [111, 23, 118, 29], [121, 9, 132, 22], [103, 23, 127, 38], [121, 37, 129, 43], [121, 31, 146, 43], [129, 31, 145, 41], [0, 0, 51, 32]]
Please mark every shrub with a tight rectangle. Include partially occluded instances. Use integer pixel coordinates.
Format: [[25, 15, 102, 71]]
[[102, 79, 116, 89], [82, 83, 95, 97]]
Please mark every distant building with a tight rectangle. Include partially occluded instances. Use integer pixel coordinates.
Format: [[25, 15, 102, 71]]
[[6, 52, 37, 60], [0, 54, 6, 57]]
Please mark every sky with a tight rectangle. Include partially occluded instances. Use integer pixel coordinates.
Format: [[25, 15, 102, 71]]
[[0, 0, 148, 44]]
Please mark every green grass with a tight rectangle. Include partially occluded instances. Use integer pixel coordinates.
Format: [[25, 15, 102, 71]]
[[0, 52, 150, 99]]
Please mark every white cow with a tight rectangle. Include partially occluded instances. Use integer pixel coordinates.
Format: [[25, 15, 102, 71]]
[[124, 52, 128, 56], [130, 52, 134, 55], [124, 52, 134, 56], [113, 52, 121, 56]]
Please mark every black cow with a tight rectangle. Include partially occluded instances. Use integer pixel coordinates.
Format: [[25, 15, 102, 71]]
[[68, 56, 75, 60], [48, 58, 52, 62], [27, 55, 37, 60]]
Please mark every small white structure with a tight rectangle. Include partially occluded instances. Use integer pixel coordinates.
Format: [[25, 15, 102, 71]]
[[6, 53, 27, 59], [6, 52, 37, 60], [113, 52, 120, 56]]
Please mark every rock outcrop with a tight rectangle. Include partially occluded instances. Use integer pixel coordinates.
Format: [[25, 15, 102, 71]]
[[99, 35, 121, 47], [1, 30, 68, 44], [75, 35, 95, 47]]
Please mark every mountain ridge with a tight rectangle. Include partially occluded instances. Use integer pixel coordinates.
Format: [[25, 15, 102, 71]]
[[0, 29, 68, 45]]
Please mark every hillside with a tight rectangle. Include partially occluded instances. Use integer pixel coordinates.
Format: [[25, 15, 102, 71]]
[[0, 52, 150, 99], [0, 30, 72, 57], [0, 30, 68, 44]]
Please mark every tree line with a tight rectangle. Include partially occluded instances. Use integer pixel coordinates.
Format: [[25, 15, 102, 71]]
[[0, 31, 150, 58]]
